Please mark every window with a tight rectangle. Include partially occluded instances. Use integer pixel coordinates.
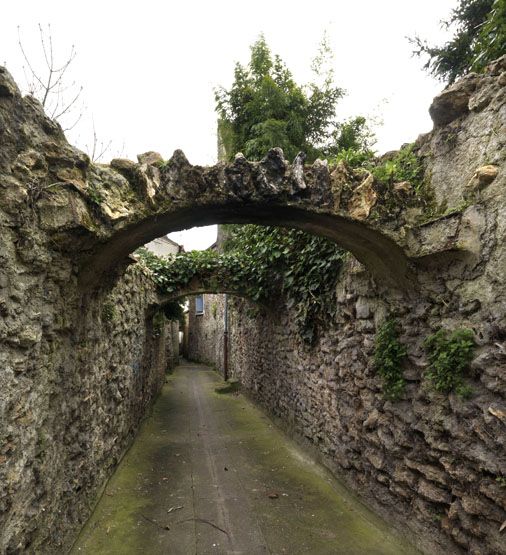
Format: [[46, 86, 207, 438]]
[[195, 295, 204, 315]]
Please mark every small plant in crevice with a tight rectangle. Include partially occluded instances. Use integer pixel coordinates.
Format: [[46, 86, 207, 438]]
[[88, 183, 104, 205], [423, 328, 475, 398], [496, 476, 506, 488], [152, 310, 166, 337], [373, 318, 407, 401], [101, 301, 116, 323]]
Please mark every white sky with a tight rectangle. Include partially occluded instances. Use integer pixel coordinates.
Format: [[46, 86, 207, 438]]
[[1, 0, 456, 250]]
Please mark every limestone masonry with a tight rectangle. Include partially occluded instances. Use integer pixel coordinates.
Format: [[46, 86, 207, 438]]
[[0, 56, 505, 553]]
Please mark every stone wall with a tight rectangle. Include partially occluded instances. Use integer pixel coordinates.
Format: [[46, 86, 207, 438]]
[[165, 319, 181, 370], [186, 293, 225, 367], [0, 247, 179, 553], [0, 66, 185, 552], [1, 55, 505, 554], [186, 58, 506, 555]]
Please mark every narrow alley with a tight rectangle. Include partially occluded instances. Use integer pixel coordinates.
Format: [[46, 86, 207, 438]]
[[72, 364, 419, 555]]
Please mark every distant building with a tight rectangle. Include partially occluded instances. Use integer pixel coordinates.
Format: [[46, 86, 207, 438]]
[[144, 236, 184, 257]]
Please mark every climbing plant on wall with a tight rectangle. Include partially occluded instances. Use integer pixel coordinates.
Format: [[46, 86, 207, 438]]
[[423, 328, 475, 397], [373, 318, 407, 400], [136, 232, 346, 345]]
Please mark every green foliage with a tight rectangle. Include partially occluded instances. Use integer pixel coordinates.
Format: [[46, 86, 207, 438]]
[[374, 319, 408, 400], [225, 226, 346, 344], [370, 144, 425, 191], [136, 228, 346, 346], [496, 476, 506, 488], [101, 301, 116, 323], [163, 301, 184, 323], [215, 35, 346, 163], [410, 0, 505, 83], [424, 328, 475, 397], [332, 147, 375, 168], [473, 0, 506, 70], [211, 302, 218, 319], [88, 183, 104, 205], [213, 36, 369, 344], [325, 116, 377, 160]]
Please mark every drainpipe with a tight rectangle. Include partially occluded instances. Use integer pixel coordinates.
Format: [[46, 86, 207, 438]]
[[223, 293, 229, 381]]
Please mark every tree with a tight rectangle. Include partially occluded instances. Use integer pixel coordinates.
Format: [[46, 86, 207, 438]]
[[215, 35, 369, 163], [16, 24, 121, 162], [410, 0, 506, 84], [17, 24, 84, 131], [215, 37, 375, 344]]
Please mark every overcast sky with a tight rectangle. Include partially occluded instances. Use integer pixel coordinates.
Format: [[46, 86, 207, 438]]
[[2, 0, 456, 250]]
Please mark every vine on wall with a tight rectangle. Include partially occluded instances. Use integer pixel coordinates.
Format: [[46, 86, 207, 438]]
[[136, 228, 345, 345]]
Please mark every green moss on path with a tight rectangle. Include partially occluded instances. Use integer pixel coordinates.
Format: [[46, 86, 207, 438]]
[[72, 364, 421, 554]]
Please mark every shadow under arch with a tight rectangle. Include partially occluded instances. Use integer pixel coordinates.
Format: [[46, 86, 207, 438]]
[[154, 284, 272, 378], [79, 204, 416, 293], [145, 277, 273, 319]]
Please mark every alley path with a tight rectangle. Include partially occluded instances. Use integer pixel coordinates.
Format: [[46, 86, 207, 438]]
[[72, 364, 419, 555]]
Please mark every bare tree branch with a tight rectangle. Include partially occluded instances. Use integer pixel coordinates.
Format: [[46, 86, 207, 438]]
[[17, 25, 119, 161], [18, 24, 83, 122]]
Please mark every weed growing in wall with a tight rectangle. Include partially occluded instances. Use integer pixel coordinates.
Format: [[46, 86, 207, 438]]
[[152, 310, 166, 337], [88, 183, 104, 205], [101, 301, 116, 323], [374, 318, 407, 400], [423, 328, 475, 398], [330, 143, 425, 192], [370, 145, 425, 191], [496, 476, 506, 488]]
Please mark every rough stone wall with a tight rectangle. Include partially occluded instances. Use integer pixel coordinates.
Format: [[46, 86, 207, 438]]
[[0, 247, 178, 553], [194, 256, 506, 555], [0, 66, 183, 553], [186, 59, 506, 555], [186, 293, 225, 367], [165, 319, 180, 370], [1, 55, 505, 554]]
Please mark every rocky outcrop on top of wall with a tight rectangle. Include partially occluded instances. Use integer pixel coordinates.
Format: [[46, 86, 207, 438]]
[[186, 57, 506, 555], [2, 60, 500, 294]]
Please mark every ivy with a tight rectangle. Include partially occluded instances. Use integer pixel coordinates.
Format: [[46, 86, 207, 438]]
[[225, 226, 346, 344], [136, 227, 346, 345], [374, 319, 407, 400], [424, 328, 475, 398], [163, 301, 185, 324]]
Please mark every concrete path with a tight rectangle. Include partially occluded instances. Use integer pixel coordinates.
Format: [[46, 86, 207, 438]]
[[72, 363, 420, 555]]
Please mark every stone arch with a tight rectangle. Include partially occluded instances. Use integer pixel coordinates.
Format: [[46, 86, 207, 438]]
[[0, 71, 418, 293], [76, 149, 418, 293], [156, 279, 272, 311]]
